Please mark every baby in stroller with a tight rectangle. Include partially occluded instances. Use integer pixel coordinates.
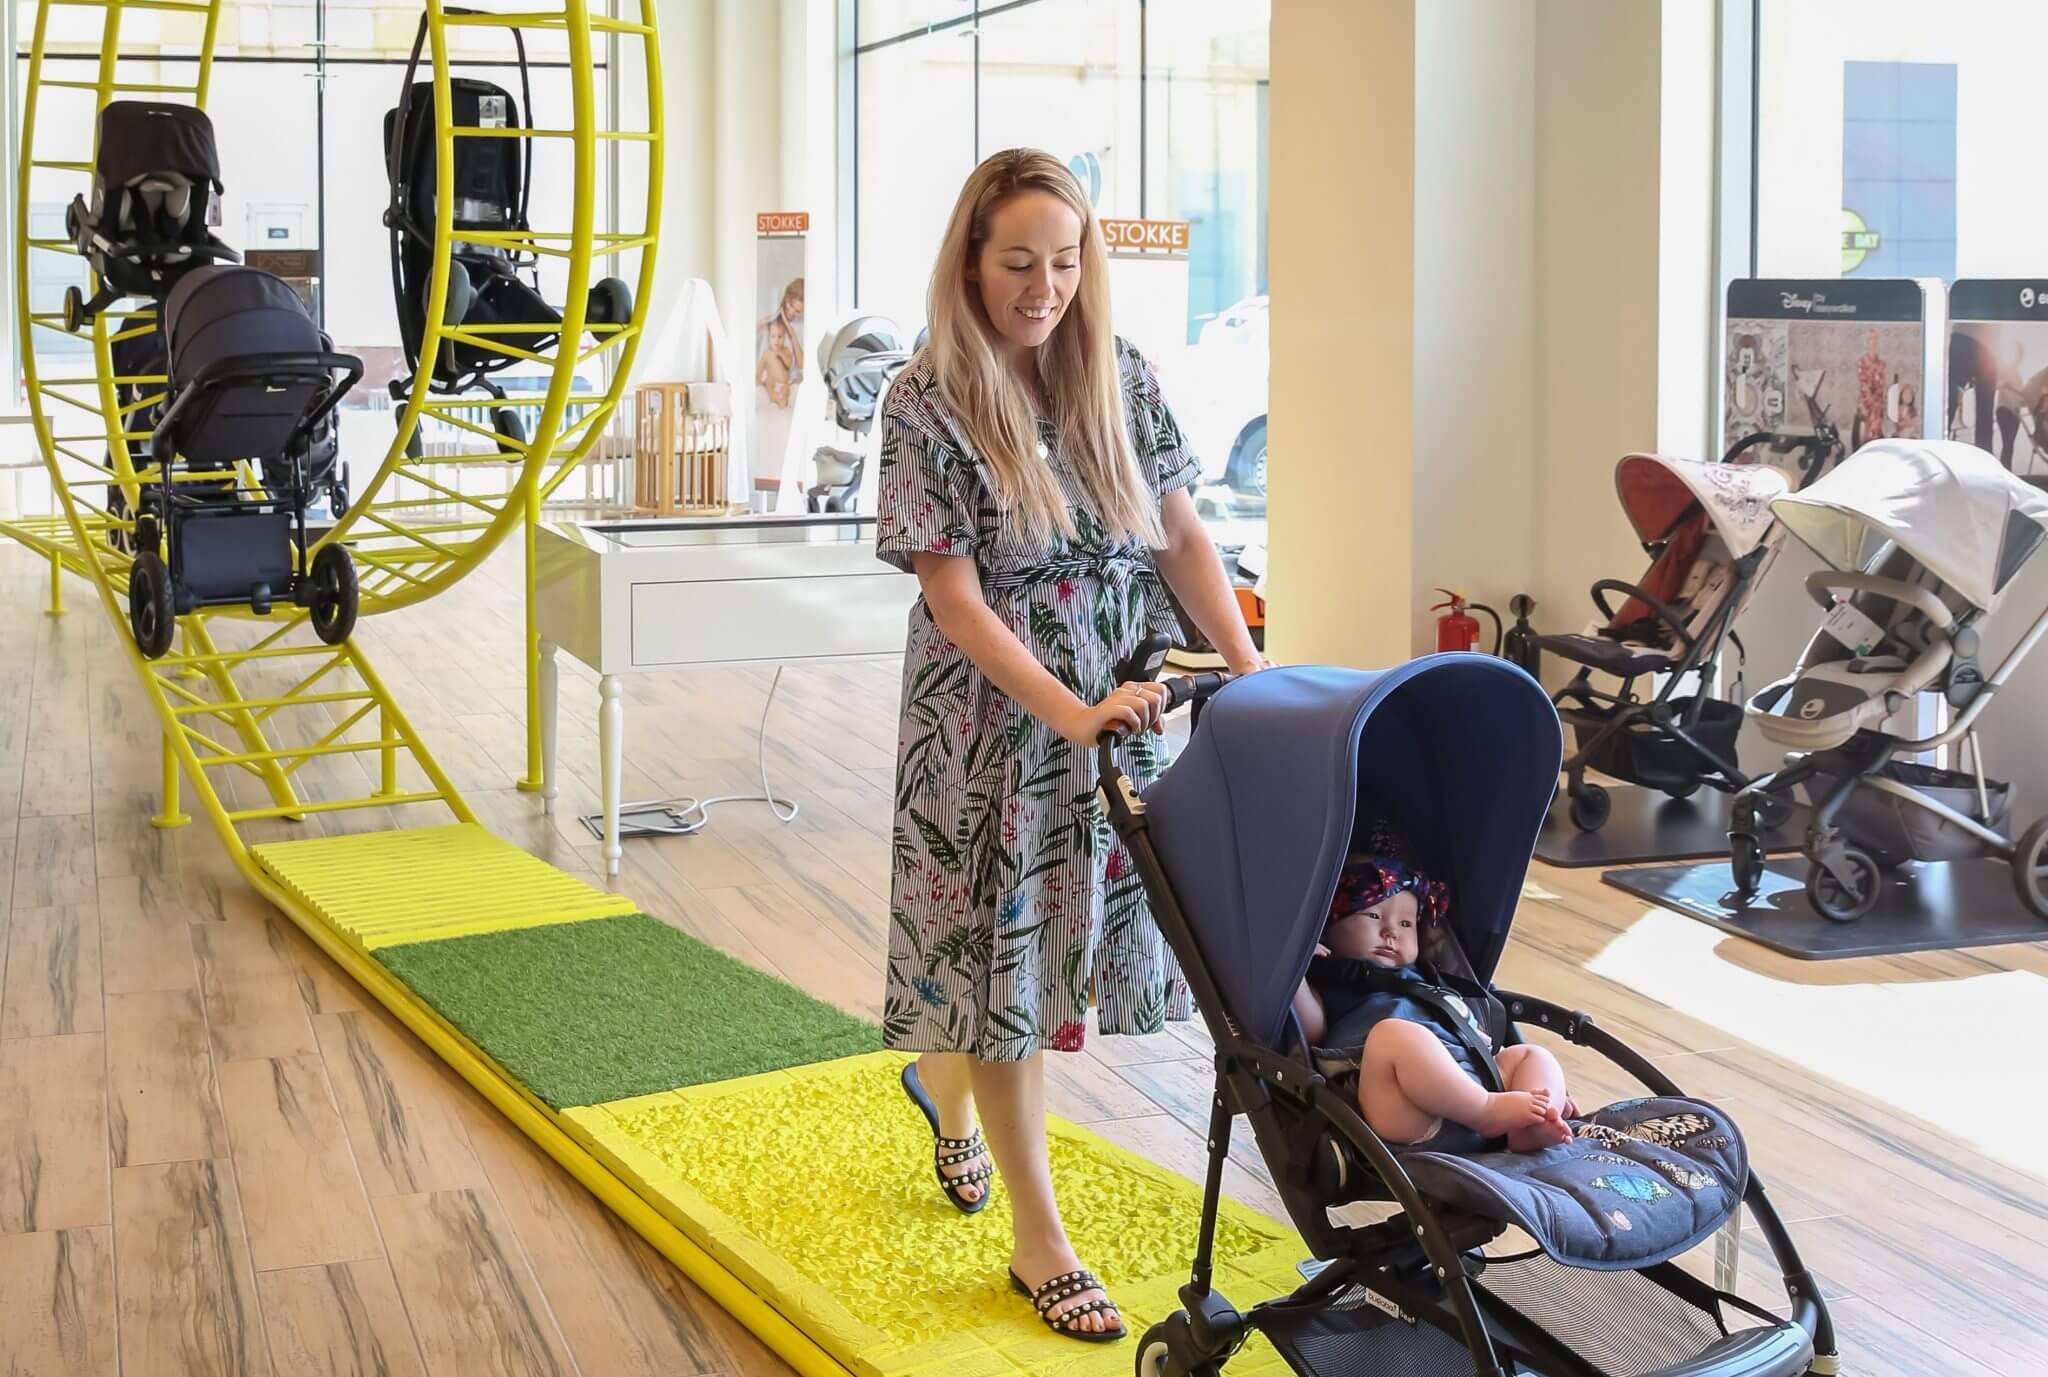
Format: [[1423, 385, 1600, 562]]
[[1294, 832, 1577, 1154]]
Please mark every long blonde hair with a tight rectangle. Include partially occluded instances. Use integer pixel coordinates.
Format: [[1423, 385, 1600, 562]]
[[928, 148, 1163, 548]]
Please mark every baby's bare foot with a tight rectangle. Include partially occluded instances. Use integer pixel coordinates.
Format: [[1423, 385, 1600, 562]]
[[1508, 1103, 1574, 1152], [1473, 1089, 1551, 1137]]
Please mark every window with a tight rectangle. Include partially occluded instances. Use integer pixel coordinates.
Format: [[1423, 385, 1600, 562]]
[[1752, 0, 2047, 283], [850, 0, 1270, 555]]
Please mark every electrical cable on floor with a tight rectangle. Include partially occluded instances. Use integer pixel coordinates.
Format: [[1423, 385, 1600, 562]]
[[586, 666, 799, 838]]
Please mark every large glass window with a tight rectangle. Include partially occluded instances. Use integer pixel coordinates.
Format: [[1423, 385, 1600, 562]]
[[851, 0, 1270, 553], [1754, 0, 2047, 283]]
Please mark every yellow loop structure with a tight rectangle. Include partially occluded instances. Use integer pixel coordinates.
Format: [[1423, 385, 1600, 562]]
[[7, 0, 660, 845], [4, 8, 855, 1374]]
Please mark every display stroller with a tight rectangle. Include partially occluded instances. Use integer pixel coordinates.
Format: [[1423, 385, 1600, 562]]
[[125, 266, 364, 659], [63, 100, 238, 332], [383, 13, 633, 453], [1728, 439, 2048, 922], [1102, 653, 1834, 1377], [1535, 455, 1790, 831], [808, 315, 913, 511]]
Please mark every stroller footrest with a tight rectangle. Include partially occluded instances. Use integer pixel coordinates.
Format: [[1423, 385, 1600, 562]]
[[1631, 1321, 1812, 1377]]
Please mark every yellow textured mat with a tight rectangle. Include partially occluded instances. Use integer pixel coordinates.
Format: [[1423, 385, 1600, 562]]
[[564, 1052, 1304, 1377], [253, 823, 636, 951]]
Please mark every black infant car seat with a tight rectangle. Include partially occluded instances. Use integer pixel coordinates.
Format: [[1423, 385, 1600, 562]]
[[65, 101, 238, 332]]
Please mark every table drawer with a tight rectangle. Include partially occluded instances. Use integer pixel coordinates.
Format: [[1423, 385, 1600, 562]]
[[629, 573, 915, 667]]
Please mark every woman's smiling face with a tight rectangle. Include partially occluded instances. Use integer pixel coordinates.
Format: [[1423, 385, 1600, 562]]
[[971, 189, 1082, 357]]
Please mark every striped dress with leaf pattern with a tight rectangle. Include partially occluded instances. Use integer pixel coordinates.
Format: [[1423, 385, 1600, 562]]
[[875, 337, 1200, 1062]]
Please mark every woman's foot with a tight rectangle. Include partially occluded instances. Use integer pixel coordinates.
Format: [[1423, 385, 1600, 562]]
[[1010, 1241, 1123, 1339], [1472, 1088, 1554, 1140], [902, 1059, 996, 1209]]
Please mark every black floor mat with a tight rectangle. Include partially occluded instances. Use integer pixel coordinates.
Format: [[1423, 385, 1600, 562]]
[[1603, 857, 2048, 959], [1534, 786, 1803, 869]]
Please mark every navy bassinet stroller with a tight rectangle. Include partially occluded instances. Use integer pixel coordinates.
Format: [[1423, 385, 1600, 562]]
[[1105, 657, 1835, 1377], [126, 266, 363, 658]]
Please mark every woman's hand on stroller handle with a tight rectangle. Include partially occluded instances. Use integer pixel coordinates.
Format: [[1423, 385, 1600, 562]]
[[1082, 671, 1234, 747]]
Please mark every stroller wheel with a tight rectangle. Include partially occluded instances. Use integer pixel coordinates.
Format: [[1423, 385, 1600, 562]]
[[587, 276, 633, 326], [1730, 832, 1765, 899], [1569, 782, 1611, 832], [1664, 779, 1701, 801], [107, 484, 130, 555], [1134, 1321, 1217, 1377], [308, 544, 359, 647], [492, 406, 528, 457], [63, 285, 85, 333], [128, 552, 176, 659], [1806, 846, 1881, 922], [2011, 818, 2048, 920]]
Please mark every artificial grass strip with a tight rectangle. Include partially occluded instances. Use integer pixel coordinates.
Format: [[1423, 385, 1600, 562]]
[[374, 913, 881, 1110]]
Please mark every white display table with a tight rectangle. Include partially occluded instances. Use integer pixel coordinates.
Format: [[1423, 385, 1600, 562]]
[[533, 514, 917, 875]]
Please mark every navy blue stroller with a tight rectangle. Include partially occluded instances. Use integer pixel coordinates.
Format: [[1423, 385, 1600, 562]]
[[1106, 656, 1835, 1377]]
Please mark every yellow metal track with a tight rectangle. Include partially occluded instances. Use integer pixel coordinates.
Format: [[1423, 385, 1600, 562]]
[[0, 9, 848, 1374]]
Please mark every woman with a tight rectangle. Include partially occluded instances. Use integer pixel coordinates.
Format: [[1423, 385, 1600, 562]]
[[875, 149, 1264, 1343]]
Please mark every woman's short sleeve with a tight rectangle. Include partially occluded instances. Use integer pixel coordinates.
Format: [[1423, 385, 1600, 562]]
[[1120, 339, 1201, 500], [875, 415, 981, 572]]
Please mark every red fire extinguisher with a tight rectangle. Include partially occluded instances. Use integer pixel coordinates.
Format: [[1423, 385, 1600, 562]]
[[1433, 588, 1503, 655]]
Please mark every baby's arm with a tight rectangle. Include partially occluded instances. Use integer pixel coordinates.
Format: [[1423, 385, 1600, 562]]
[[1292, 980, 1328, 1047]]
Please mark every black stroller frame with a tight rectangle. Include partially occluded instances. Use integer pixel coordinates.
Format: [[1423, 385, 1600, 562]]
[[1096, 658, 1835, 1377], [382, 13, 631, 455], [127, 350, 364, 659]]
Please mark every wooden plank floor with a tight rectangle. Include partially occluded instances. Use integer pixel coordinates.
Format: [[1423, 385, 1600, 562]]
[[0, 538, 2040, 1376]]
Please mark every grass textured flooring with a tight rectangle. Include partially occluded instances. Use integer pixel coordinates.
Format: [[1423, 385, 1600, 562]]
[[376, 912, 882, 1109]]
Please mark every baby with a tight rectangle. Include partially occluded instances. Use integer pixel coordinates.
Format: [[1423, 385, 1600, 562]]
[[1291, 843, 1576, 1153]]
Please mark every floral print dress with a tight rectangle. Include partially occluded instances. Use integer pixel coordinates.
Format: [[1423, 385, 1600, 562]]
[[875, 337, 1199, 1061]]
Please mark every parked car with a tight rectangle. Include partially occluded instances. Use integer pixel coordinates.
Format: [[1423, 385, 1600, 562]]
[[1161, 295, 1268, 503]]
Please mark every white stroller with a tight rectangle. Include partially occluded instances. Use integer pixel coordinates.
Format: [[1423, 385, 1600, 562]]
[[1729, 439, 2048, 922]]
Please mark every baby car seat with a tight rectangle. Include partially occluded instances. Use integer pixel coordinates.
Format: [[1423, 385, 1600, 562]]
[[65, 101, 238, 331]]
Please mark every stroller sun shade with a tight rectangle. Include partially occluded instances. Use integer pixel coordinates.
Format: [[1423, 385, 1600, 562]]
[[1614, 453, 1786, 560], [1772, 439, 2048, 613], [96, 100, 222, 198], [164, 266, 323, 381], [1143, 658, 1562, 1049]]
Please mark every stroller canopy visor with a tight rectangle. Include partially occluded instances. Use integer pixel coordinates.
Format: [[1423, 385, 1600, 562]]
[[1772, 439, 2048, 613], [1614, 453, 1786, 559], [164, 266, 322, 383], [1143, 658, 1562, 1048], [96, 101, 222, 191]]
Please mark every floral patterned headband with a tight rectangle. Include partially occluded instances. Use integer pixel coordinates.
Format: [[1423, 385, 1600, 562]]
[[1329, 856, 1449, 929]]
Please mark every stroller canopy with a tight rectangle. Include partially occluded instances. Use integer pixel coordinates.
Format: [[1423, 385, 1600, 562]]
[[1143, 658, 1562, 1048], [96, 101, 221, 192], [1614, 453, 1786, 559], [1772, 439, 2048, 613], [164, 266, 322, 382]]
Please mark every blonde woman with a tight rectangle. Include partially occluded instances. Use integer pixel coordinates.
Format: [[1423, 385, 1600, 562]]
[[877, 149, 1264, 1343]]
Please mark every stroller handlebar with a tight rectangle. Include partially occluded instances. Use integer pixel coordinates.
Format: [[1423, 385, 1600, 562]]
[[1094, 671, 1233, 780], [152, 350, 365, 466]]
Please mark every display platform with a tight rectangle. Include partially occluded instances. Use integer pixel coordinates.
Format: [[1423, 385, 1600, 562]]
[[1534, 786, 1803, 869], [253, 824, 1306, 1377], [1603, 856, 2048, 960]]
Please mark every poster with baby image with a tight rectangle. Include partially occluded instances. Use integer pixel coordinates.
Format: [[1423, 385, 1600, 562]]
[[1948, 279, 2048, 490], [754, 213, 807, 492], [1724, 278, 1929, 491]]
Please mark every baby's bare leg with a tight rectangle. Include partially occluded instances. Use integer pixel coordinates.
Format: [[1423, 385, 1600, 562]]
[[1360, 1019, 1550, 1144], [1496, 1044, 1573, 1151]]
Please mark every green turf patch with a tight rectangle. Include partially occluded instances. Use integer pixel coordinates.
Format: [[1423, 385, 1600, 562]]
[[374, 913, 881, 1110]]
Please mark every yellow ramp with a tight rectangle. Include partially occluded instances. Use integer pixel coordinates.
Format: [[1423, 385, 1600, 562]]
[[253, 823, 635, 950]]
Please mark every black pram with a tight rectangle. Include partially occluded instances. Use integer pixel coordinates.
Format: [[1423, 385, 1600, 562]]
[[1102, 652, 1835, 1377], [125, 266, 363, 658]]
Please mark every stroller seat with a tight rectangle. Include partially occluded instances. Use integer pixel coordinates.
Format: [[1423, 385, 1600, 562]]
[[1394, 1096, 1746, 1270], [65, 100, 238, 330]]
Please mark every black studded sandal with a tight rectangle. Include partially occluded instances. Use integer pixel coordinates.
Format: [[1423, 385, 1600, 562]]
[[1008, 1267, 1127, 1343], [900, 1060, 995, 1214]]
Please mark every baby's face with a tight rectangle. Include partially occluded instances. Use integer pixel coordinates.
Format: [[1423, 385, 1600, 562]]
[[1326, 889, 1420, 968]]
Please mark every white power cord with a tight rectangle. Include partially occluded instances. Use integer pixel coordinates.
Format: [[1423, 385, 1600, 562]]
[[581, 666, 798, 839]]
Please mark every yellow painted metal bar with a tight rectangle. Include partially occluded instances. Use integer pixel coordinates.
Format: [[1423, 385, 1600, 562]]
[[228, 791, 444, 823], [173, 688, 375, 718], [153, 733, 191, 828], [195, 735, 398, 773]]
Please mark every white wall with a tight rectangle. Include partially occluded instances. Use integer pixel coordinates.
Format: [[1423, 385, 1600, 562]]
[[1410, 0, 1538, 657]]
